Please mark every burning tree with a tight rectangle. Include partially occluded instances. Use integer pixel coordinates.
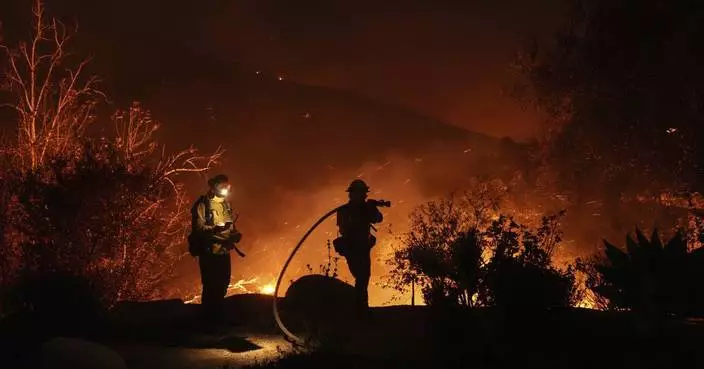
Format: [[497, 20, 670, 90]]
[[0, 1, 223, 316]]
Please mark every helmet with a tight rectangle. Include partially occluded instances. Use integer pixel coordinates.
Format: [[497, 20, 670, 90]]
[[346, 179, 370, 193], [208, 174, 231, 197], [208, 174, 229, 187]]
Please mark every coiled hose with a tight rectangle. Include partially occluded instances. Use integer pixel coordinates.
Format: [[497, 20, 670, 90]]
[[272, 206, 343, 346]]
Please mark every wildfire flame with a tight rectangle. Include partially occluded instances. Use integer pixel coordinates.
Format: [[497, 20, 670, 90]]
[[184, 277, 276, 304], [260, 282, 276, 295]]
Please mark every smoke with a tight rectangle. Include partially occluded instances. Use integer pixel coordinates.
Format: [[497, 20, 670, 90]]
[[148, 78, 513, 304]]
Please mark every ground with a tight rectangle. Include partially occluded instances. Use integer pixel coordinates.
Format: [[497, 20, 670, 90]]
[[5, 277, 704, 369]]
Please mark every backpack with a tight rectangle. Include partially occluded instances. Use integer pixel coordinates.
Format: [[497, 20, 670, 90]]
[[188, 196, 212, 257]]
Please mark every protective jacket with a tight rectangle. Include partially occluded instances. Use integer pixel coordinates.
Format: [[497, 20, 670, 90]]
[[335, 200, 383, 255], [190, 195, 237, 255]]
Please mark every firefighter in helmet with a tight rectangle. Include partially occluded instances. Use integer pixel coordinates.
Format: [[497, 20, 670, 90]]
[[189, 174, 245, 330], [335, 179, 385, 313]]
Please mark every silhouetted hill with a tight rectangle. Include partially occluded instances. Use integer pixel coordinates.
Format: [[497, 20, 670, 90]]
[[107, 66, 521, 235]]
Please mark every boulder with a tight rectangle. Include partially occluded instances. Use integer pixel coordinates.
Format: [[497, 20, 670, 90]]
[[283, 275, 356, 319]]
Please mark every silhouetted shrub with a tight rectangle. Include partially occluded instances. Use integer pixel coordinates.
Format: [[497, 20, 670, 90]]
[[7, 272, 107, 335], [579, 228, 704, 316], [481, 213, 577, 310], [387, 184, 577, 309], [0, 139, 190, 314], [0, 2, 222, 317]]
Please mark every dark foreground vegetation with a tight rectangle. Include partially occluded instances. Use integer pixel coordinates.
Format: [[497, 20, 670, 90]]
[[3, 286, 704, 369]]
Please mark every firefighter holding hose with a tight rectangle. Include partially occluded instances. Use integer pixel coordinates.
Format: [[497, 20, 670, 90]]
[[334, 179, 390, 314], [188, 174, 245, 331]]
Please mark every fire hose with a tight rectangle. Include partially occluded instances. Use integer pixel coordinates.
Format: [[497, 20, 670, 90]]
[[272, 200, 391, 346], [269, 200, 505, 362], [272, 206, 342, 346]]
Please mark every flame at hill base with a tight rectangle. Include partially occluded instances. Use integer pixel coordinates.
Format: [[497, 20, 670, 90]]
[[176, 148, 702, 309], [176, 148, 562, 307]]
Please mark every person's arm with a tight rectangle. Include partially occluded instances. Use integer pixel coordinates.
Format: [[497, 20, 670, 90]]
[[367, 203, 383, 223], [229, 225, 243, 243]]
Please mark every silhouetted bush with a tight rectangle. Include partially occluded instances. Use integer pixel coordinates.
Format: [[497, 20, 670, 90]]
[[481, 213, 577, 310], [578, 228, 704, 316], [8, 272, 107, 335], [0, 139, 188, 314], [0, 3, 221, 317], [387, 183, 577, 309]]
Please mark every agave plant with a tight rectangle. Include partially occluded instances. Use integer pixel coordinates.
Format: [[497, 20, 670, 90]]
[[590, 228, 704, 316]]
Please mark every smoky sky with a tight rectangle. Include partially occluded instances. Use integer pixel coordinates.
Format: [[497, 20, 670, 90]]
[[204, 0, 566, 139], [2, 0, 566, 140]]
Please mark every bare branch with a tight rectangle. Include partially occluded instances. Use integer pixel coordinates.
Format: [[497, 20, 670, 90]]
[[1, 0, 102, 170]]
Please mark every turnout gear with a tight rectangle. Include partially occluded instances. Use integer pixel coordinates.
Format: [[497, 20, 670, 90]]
[[199, 252, 231, 324], [189, 177, 244, 326], [189, 195, 240, 256], [334, 200, 382, 256], [335, 182, 386, 312]]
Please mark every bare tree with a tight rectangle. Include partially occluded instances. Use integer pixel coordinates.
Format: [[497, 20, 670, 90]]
[[112, 101, 225, 192], [0, 0, 103, 170], [0, 0, 228, 310], [108, 102, 224, 300]]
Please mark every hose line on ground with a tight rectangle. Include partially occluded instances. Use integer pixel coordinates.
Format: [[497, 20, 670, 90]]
[[270, 202, 503, 362], [272, 206, 343, 346]]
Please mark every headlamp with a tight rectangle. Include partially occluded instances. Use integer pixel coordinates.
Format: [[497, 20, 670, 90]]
[[214, 183, 231, 197]]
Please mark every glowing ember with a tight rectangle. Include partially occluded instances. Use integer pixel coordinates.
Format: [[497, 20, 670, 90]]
[[260, 283, 276, 295], [184, 277, 275, 304]]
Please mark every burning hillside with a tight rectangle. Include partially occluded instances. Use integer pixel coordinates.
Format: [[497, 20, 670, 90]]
[[114, 72, 528, 305]]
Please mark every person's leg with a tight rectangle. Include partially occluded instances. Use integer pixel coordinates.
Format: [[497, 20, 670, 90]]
[[199, 255, 217, 323], [347, 252, 371, 311], [214, 254, 232, 323], [356, 252, 371, 310]]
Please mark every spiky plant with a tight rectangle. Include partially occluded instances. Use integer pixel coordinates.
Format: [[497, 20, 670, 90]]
[[588, 228, 704, 316]]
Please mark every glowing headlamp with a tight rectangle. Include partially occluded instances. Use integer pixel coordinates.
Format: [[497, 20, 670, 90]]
[[215, 182, 231, 197]]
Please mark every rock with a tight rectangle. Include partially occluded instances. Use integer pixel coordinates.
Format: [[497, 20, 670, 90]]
[[283, 275, 356, 318], [38, 337, 126, 369]]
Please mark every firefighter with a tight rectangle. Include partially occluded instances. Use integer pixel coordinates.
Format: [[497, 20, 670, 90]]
[[335, 179, 385, 313], [189, 174, 244, 330]]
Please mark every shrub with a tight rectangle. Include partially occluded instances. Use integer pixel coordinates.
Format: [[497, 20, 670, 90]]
[[0, 1, 222, 316], [480, 213, 578, 310], [0, 138, 194, 311], [579, 228, 704, 316], [387, 184, 577, 309]]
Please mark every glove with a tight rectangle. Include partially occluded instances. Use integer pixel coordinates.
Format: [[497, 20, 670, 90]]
[[223, 242, 246, 257], [223, 232, 244, 256], [213, 221, 233, 233], [228, 231, 242, 243]]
